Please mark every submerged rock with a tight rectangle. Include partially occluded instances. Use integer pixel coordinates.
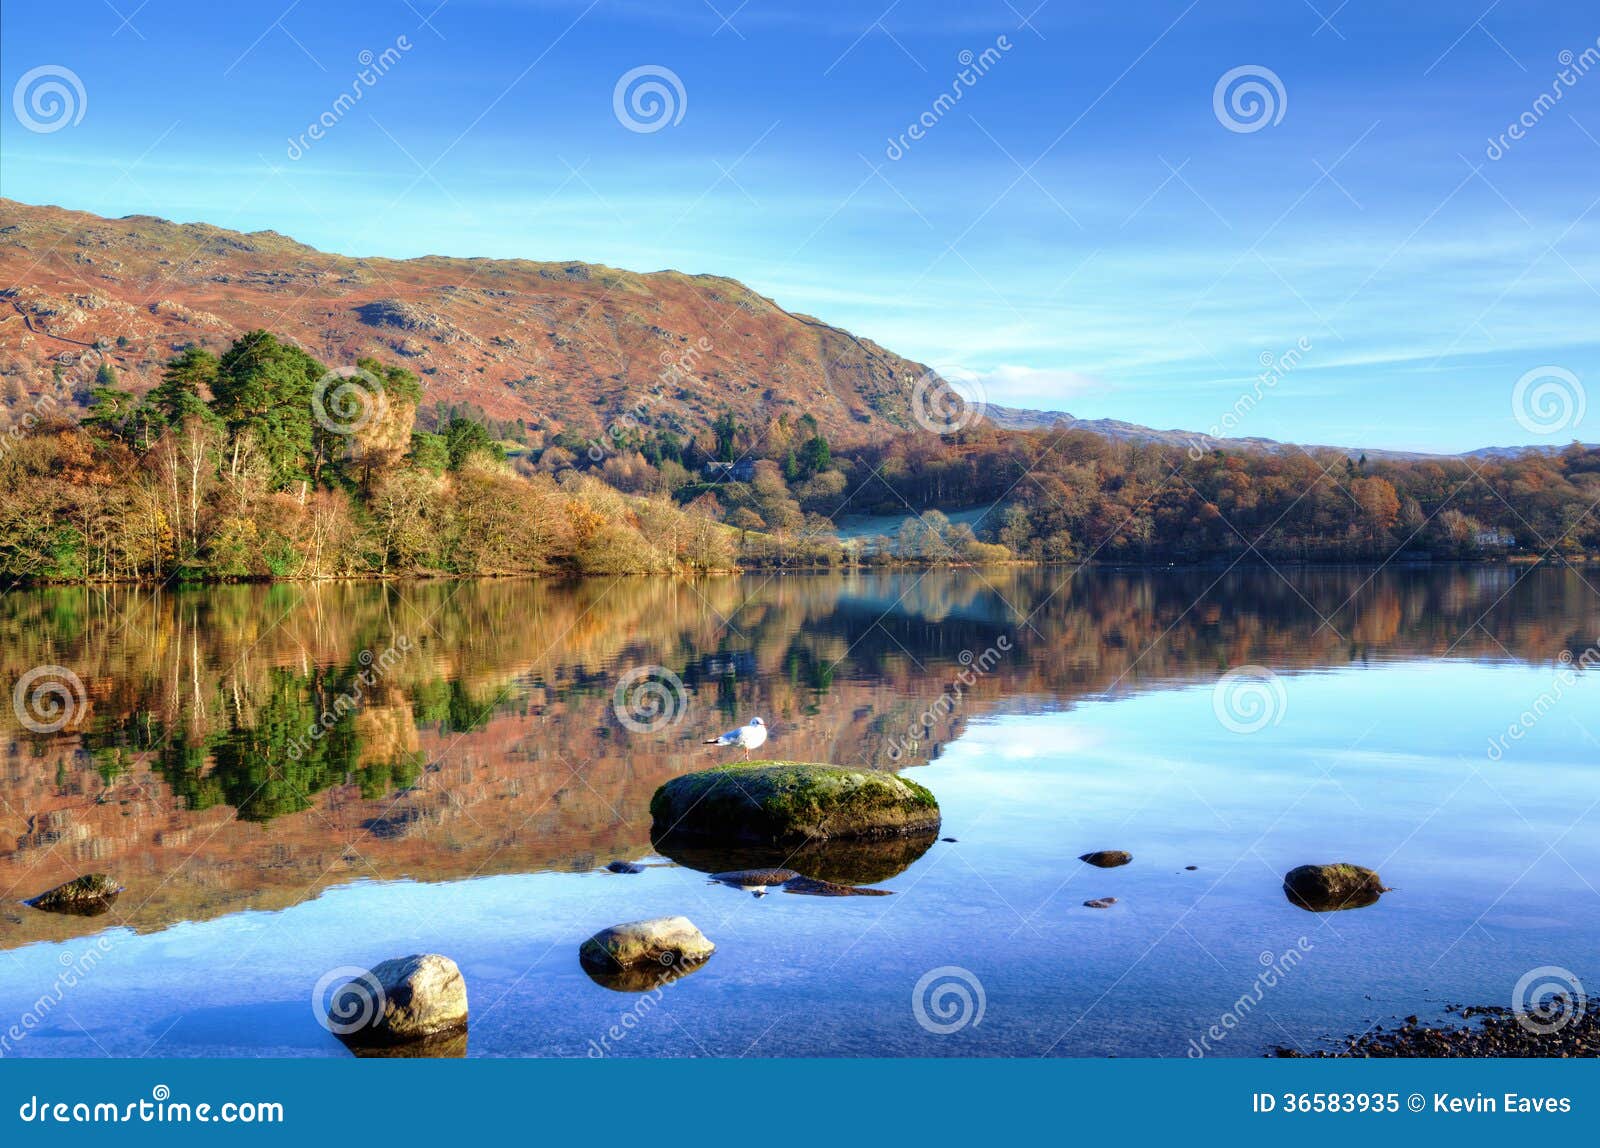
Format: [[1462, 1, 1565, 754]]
[[332, 953, 468, 1048], [654, 831, 936, 885], [1283, 863, 1389, 912], [650, 761, 940, 845], [710, 868, 801, 895], [605, 860, 645, 874], [25, 874, 122, 916], [706, 867, 892, 898], [579, 917, 714, 980], [1079, 850, 1132, 869], [1083, 897, 1118, 909], [782, 875, 892, 897]]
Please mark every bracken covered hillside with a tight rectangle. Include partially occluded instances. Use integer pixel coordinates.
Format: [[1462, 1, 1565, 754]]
[[0, 198, 930, 444]]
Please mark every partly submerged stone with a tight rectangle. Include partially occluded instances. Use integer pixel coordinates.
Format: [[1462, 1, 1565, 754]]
[[1283, 863, 1389, 912], [1083, 897, 1118, 909], [605, 860, 646, 874], [331, 953, 468, 1048], [25, 874, 122, 916], [650, 761, 940, 845], [579, 917, 715, 982], [709, 868, 801, 894], [782, 875, 892, 897], [654, 832, 935, 885], [706, 868, 892, 898], [1079, 850, 1132, 869]]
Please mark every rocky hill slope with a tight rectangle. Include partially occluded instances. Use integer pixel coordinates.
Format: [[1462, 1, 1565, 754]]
[[0, 198, 930, 444]]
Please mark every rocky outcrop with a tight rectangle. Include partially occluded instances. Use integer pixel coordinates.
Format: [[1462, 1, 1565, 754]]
[[651, 761, 940, 845]]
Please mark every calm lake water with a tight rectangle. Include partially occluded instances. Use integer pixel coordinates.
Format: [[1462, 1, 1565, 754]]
[[1, 566, 1597, 1057]]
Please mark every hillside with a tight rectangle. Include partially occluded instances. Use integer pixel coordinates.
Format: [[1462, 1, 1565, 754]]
[[0, 198, 930, 444]]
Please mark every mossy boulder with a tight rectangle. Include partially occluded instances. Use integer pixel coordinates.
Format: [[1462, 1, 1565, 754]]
[[26, 874, 122, 916], [1283, 863, 1388, 912], [650, 761, 940, 846]]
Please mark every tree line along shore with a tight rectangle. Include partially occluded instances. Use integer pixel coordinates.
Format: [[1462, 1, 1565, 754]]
[[3, 331, 1597, 583]]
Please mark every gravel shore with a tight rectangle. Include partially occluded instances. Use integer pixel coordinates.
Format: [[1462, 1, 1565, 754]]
[[1272, 998, 1597, 1057]]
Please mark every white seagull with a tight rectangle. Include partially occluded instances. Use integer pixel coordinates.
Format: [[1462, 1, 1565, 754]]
[[704, 716, 767, 759]]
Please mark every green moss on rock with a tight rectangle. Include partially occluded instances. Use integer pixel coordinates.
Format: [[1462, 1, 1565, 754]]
[[651, 761, 941, 845]]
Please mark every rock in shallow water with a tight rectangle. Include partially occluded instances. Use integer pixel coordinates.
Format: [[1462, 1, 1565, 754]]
[[654, 832, 935, 885], [26, 874, 122, 915], [1079, 850, 1132, 868], [650, 761, 940, 845], [579, 917, 715, 975], [1283, 863, 1389, 912], [1083, 897, 1118, 909], [332, 953, 468, 1048], [605, 860, 645, 874], [709, 868, 800, 895]]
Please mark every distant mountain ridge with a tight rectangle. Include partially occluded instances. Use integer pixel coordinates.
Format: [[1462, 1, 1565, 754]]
[[981, 403, 1592, 462], [0, 198, 1585, 462]]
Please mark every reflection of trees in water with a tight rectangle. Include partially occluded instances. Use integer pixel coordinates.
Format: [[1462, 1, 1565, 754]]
[[2, 566, 1596, 824], [86, 664, 422, 823], [1, 566, 1595, 946]]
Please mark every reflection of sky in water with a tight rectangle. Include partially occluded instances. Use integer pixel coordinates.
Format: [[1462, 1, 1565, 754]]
[[4, 659, 1595, 1058]]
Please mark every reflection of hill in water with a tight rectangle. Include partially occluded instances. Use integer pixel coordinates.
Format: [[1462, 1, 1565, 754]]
[[1, 566, 1593, 948]]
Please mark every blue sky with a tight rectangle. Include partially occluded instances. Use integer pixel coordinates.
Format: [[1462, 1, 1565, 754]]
[[3, 0, 1598, 453]]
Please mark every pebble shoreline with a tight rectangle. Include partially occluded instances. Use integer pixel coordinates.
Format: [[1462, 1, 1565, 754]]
[[1273, 998, 1598, 1058]]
